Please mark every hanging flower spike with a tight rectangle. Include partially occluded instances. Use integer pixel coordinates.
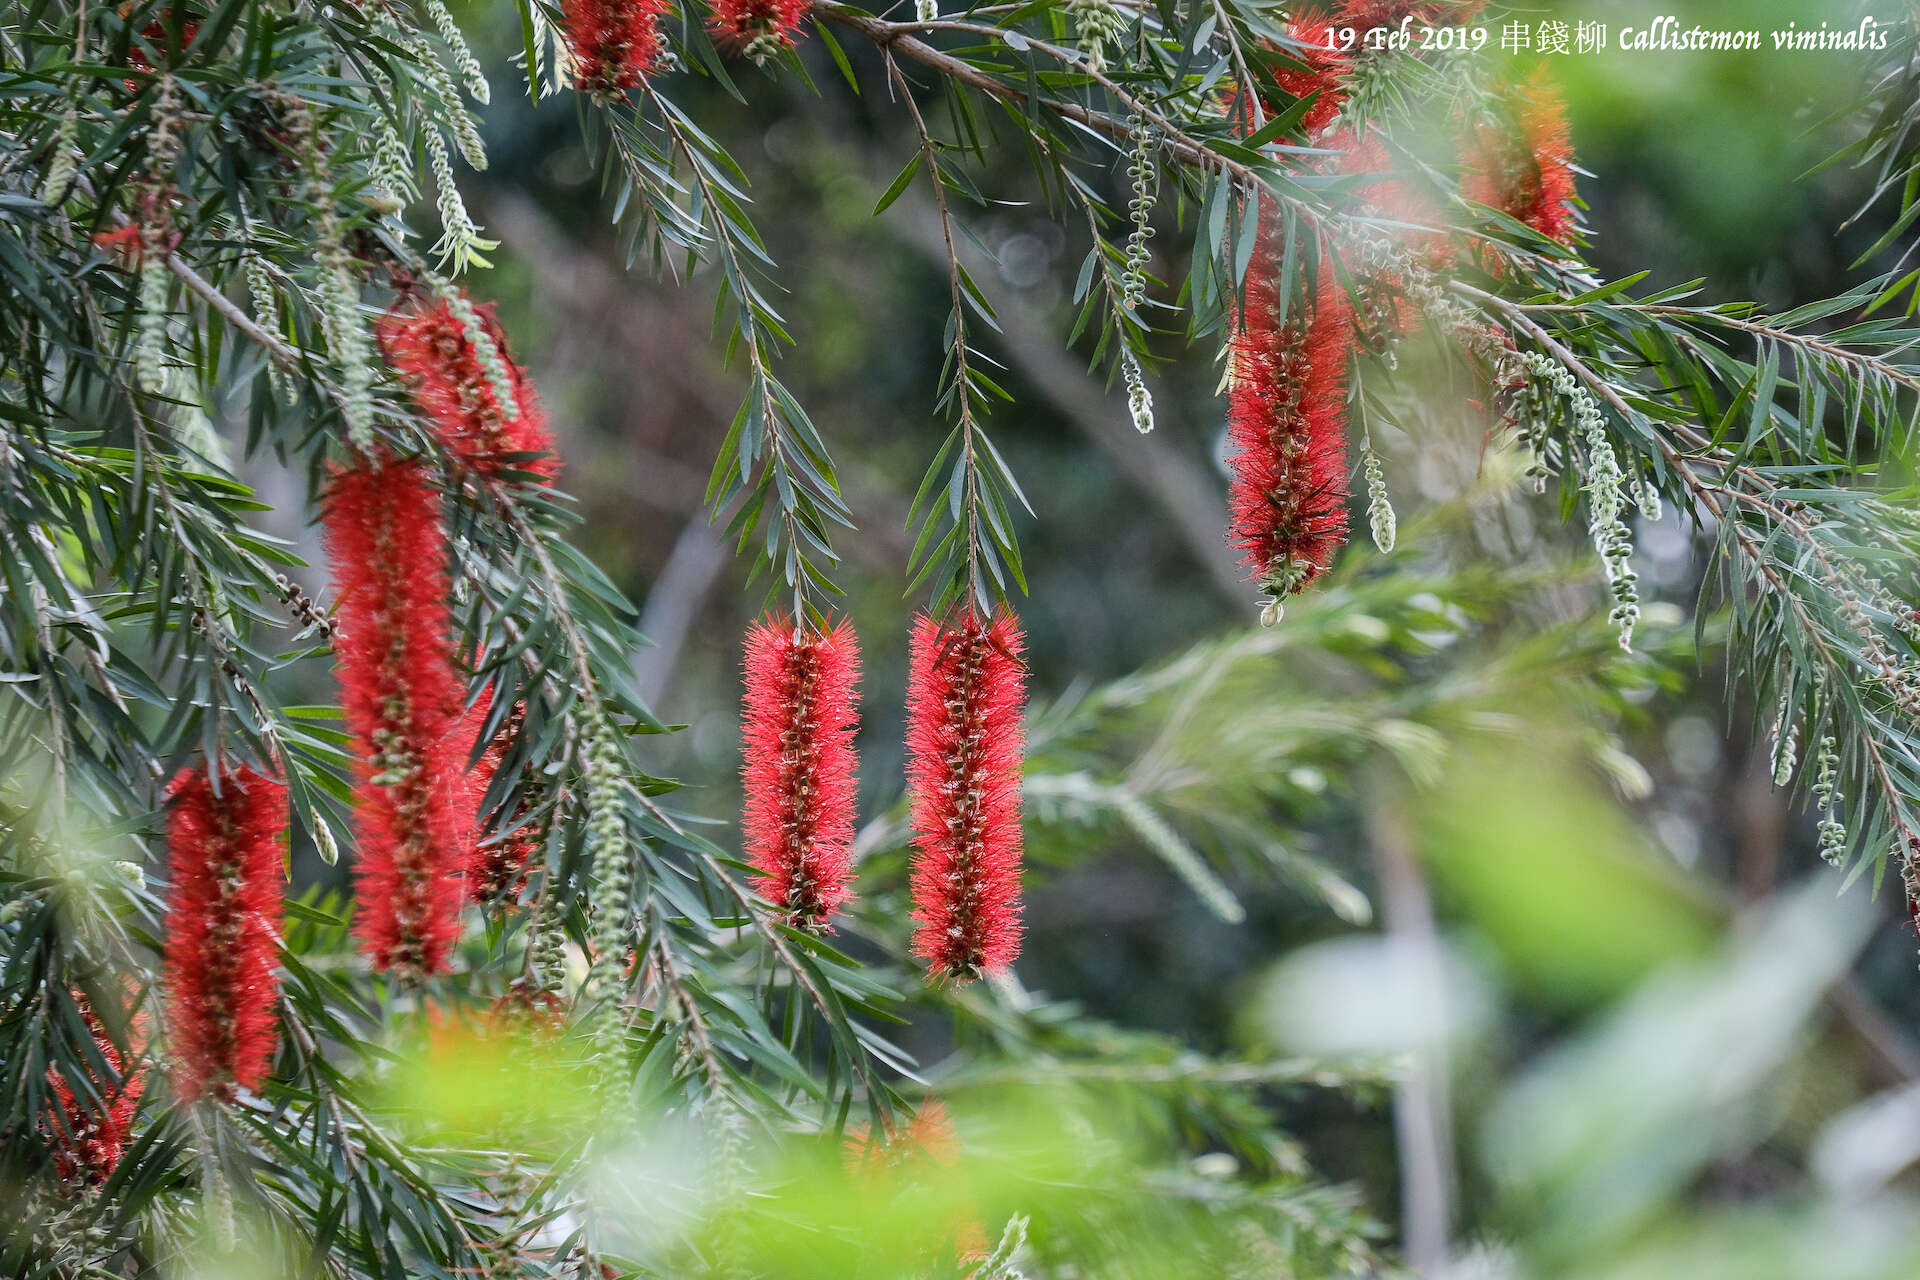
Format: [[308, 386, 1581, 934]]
[[708, 0, 809, 60], [562, 0, 669, 95], [1227, 206, 1355, 612], [45, 991, 145, 1187], [378, 294, 558, 483], [741, 614, 860, 928], [1461, 77, 1578, 247], [164, 764, 287, 1104], [457, 693, 542, 905], [1269, 17, 1350, 139], [323, 455, 471, 978], [906, 610, 1027, 982]]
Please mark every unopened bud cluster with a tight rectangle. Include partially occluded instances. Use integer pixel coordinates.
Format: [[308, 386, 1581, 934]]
[[1363, 441, 1396, 554], [1770, 692, 1799, 787], [1122, 349, 1154, 435], [1519, 351, 1639, 651], [1067, 0, 1127, 72], [583, 715, 635, 995], [1122, 113, 1157, 311], [1813, 734, 1846, 865]]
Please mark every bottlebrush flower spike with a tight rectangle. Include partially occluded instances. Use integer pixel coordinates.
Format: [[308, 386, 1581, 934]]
[[323, 455, 471, 978], [164, 764, 286, 1104], [1461, 79, 1577, 246], [906, 610, 1027, 982], [1270, 17, 1349, 138], [1226, 208, 1354, 609], [562, 0, 669, 95], [45, 992, 144, 1187], [740, 614, 860, 928], [378, 294, 558, 482], [709, 0, 809, 59], [457, 693, 542, 905]]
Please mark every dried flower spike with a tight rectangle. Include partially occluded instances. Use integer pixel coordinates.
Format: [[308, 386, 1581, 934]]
[[164, 764, 287, 1104], [741, 614, 861, 928], [906, 610, 1027, 982], [323, 455, 471, 978], [379, 292, 557, 482], [1226, 211, 1355, 608], [562, 0, 670, 95]]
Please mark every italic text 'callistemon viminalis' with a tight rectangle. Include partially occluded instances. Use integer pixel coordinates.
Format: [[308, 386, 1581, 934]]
[[906, 610, 1027, 982], [740, 614, 860, 928], [164, 764, 286, 1104]]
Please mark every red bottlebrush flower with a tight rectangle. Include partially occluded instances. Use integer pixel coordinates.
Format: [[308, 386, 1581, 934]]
[[1461, 79, 1577, 247], [1269, 17, 1349, 138], [377, 295, 558, 483], [456, 693, 543, 905], [847, 1097, 960, 1175], [846, 1100, 990, 1262], [740, 614, 860, 928], [562, 0, 669, 95], [322, 455, 471, 978], [1226, 206, 1355, 601], [164, 764, 287, 1104], [123, 11, 202, 89], [92, 224, 148, 265], [905, 610, 1026, 982], [708, 0, 809, 56], [44, 991, 145, 1187]]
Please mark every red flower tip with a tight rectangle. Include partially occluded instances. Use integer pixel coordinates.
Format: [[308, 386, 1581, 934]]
[[322, 455, 470, 978], [458, 693, 542, 905], [378, 295, 558, 483], [164, 764, 286, 1104], [45, 991, 145, 1187], [741, 614, 861, 928], [1227, 213, 1354, 600], [562, 0, 669, 94], [92, 224, 148, 266], [708, 0, 809, 54], [906, 610, 1027, 982], [1462, 79, 1577, 247]]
